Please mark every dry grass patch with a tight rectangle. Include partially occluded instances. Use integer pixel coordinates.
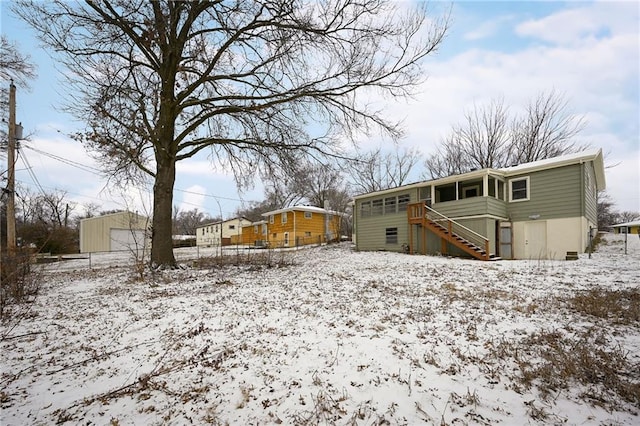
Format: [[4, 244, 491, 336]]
[[511, 329, 640, 411], [569, 288, 640, 325]]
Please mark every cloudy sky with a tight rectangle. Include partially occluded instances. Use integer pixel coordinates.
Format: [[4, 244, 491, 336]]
[[2, 1, 638, 218]]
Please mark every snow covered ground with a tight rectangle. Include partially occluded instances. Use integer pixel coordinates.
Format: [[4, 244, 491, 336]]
[[1, 233, 639, 425]]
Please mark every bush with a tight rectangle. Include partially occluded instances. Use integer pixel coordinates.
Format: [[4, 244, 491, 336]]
[[0, 249, 39, 318]]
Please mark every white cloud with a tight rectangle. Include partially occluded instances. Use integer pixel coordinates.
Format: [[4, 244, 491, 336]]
[[463, 15, 515, 41], [515, 1, 638, 45], [178, 184, 207, 212]]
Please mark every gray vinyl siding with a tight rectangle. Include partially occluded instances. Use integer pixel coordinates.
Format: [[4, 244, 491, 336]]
[[355, 188, 418, 251], [507, 164, 582, 222], [434, 197, 508, 219], [583, 162, 598, 224]]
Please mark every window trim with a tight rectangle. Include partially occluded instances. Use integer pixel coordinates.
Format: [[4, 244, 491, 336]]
[[269, 215, 274, 224], [304, 211, 312, 219], [509, 176, 530, 202], [281, 212, 288, 224]]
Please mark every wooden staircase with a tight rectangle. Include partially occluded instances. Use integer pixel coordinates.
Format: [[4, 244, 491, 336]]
[[407, 202, 500, 261]]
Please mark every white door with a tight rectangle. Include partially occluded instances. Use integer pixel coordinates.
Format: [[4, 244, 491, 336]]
[[110, 228, 146, 252], [524, 221, 547, 259]]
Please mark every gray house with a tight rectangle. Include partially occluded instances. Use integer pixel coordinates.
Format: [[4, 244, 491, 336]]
[[353, 149, 605, 260]]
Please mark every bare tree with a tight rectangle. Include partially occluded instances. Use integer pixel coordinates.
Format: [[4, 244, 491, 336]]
[[172, 208, 211, 236], [15, 0, 448, 268], [618, 211, 640, 223], [350, 146, 422, 193], [509, 90, 585, 165], [425, 92, 586, 179], [0, 36, 36, 145], [15, 188, 78, 253]]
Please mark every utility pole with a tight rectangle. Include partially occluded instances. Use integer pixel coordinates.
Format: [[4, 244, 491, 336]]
[[7, 81, 17, 254]]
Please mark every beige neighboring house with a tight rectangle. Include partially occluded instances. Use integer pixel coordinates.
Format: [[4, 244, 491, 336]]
[[80, 211, 150, 253], [196, 217, 248, 247]]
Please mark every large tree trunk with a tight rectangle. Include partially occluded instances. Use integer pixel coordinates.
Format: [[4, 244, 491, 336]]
[[151, 155, 177, 268]]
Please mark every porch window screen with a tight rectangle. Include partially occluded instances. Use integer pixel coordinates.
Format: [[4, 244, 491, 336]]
[[371, 199, 383, 216], [384, 197, 397, 214], [361, 201, 371, 217], [398, 194, 410, 211]]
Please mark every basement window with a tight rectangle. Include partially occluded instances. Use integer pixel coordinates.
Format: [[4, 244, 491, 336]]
[[386, 227, 398, 244]]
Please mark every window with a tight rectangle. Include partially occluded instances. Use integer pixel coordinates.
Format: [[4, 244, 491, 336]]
[[463, 185, 479, 198], [385, 227, 398, 244], [269, 215, 274, 224], [398, 194, 410, 211], [305, 231, 311, 237], [371, 199, 383, 216], [509, 177, 530, 202], [304, 211, 312, 219], [254, 225, 258, 233], [281, 212, 287, 223], [361, 201, 371, 218], [420, 186, 432, 206], [384, 196, 397, 214], [229, 225, 235, 230], [262, 224, 267, 235], [201, 228, 205, 235]]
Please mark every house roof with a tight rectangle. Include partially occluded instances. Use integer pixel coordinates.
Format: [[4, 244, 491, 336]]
[[261, 205, 342, 217], [612, 220, 640, 228], [80, 210, 149, 223], [353, 149, 606, 200]]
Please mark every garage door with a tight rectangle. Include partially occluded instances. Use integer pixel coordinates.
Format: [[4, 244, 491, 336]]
[[110, 228, 147, 252]]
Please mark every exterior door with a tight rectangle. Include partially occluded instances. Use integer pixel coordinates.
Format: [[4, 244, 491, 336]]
[[524, 221, 547, 259], [499, 223, 512, 260]]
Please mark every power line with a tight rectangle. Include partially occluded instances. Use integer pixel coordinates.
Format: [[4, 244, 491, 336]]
[[21, 144, 262, 204]]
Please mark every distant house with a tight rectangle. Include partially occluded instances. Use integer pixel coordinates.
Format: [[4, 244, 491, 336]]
[[260, 206, 342, 248], [237, 220, 268, 247], [196, 217, 248, 247], [612, 221, 640, 235], [80, 211, 150, 253], [353, 149, 605, 260]]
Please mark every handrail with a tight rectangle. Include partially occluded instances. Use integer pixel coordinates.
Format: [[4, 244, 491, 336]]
[[425, 205, 488, 249], [409, 202, 489, 250]]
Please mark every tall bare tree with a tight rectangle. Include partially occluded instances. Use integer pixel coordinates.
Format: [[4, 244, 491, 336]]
[[425, 99, 509, 178], [172, 208, 211, 236], [509, 90, 585, 165], [350, 146, 422, 194], [15, 0, 448, 267], [425, 92, 586, 179]]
